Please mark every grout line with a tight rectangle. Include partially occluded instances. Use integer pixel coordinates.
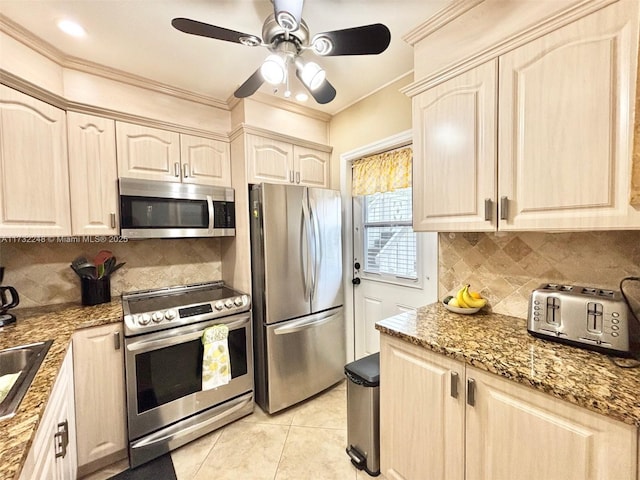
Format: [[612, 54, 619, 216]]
[[179, 427, 226, 480], [272, 425, 291, 480]]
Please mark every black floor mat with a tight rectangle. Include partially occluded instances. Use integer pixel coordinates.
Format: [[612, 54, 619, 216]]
[[108, 454, 177, 480]]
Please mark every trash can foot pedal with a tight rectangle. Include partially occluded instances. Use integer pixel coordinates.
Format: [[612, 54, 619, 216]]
[[346, 446, 380, 476]]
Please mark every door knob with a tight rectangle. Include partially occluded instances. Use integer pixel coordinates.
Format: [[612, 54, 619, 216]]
[[352, 277, 361, 285]]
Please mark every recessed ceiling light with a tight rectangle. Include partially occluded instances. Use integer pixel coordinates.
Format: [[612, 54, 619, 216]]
[[295, 93, 308, 102], [57, 19, 86, 38]]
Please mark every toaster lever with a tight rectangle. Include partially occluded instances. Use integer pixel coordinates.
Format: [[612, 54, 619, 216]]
[[586, 302, 603, 333], [546, 297, 560, 326]]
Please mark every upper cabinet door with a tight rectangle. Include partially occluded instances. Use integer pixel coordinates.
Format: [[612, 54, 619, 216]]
[[180, 135, 231, 187], [498, 1, 637, 231], [0, 85, 71, 237], [67, 112, 119, 235], [116, 122, 181, 182], [413, 60, 498, 232], [246, 134, 294, 185], [294, 146, 329, 187]]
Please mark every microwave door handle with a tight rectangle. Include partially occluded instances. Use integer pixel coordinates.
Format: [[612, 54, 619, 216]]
[[207, 195, 214, 234]]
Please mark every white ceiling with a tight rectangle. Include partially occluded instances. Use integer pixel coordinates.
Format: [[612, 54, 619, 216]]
[[0, 0, 449, 115]]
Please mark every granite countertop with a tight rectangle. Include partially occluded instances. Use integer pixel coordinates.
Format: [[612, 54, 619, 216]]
[[376, 302, 640, 427], [0, 300, 123, 480]]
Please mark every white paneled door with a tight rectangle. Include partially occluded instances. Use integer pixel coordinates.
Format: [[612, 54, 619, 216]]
[[352, 188, 437, 359]]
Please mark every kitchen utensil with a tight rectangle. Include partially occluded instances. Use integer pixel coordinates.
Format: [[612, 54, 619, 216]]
[[94, 250, 113, 267], [72, 256, 90, 270], [108, 262, 126, 276], [76, 265, 97, 280], [100, 257, 116, 278]]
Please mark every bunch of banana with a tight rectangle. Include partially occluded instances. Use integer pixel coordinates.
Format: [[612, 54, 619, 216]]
[[443, 284, 487, 309]]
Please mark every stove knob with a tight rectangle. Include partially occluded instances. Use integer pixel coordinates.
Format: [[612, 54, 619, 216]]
[[224, 299, 234, 309], [165, 310, 176, 320], [152, 312, 164, 323], [234, 296, 244, 307], [215, 301, 225, 311], [139, 314, 151, 325]]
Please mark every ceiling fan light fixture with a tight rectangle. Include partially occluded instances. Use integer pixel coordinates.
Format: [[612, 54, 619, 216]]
[[295, 93, 309, 102], [273, 0, 303, 31], [260, 54, 287, 85], [300, 62, 326, 91], [311, 36, 333, 56]]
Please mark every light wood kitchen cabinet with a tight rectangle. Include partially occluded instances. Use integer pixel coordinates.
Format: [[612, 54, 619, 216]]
[[180, 134, 231, 186], [465, 366, 636, 480], [116, 121, 231, 186], [72, 323, 127, 477], [20, 347, 77, 480], [412, 60, 497, 232], [67, 111, 119, 235], [380, 334, 638, 480], [0, 84, 71, 237], [380, 334, 464, 480], [246, 133, 329, 187], [411, 0, 640, 232], [116, 121, 181, 182]]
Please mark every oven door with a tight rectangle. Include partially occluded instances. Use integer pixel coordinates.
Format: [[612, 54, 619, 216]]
[[124, 311, 253, 440]]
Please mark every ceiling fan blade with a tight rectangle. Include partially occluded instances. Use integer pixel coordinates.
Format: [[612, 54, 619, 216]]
[[172, 18, 261, 45], [272, 0, 304, 31], [234, 69, 265, 98], [311, 24, 391, 56], [295, 68, 336, 104]]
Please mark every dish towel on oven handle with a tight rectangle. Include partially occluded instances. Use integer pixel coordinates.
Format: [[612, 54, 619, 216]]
[[202, 324, 231, 390]]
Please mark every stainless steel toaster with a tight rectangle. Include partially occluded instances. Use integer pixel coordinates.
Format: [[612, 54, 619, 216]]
[[527, 283, 638, 355]]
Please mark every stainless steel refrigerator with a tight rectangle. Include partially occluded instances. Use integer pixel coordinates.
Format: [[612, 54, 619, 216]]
[[250, 183, 345, 413]]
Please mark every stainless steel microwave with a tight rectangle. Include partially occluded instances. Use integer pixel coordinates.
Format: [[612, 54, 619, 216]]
[[118, 178, 235, 239]]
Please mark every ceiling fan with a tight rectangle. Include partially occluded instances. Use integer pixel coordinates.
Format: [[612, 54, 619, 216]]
[[171, 0, 391, 104]]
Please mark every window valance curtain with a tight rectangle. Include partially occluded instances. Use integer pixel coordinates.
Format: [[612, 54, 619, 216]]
[[351, 146, 412, 196]]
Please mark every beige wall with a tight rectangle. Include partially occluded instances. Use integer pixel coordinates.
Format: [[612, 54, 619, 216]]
[[328, 73, 413, 189], [439, 231, 640, 320]]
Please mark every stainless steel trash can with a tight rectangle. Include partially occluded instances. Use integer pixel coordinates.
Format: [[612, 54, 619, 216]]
[[345, 352, 380, 477]]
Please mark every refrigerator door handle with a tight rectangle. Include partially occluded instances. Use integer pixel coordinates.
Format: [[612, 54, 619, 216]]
[[308, 196, 321, 297], [301, 194, 313, 301], [273, 313, 339, 335]]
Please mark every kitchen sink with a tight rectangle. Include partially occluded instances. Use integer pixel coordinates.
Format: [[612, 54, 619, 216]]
[[0, 340, 53, 421]]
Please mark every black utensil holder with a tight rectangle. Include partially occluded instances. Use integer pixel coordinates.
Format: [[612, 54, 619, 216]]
[[81, 277, 111, 306]]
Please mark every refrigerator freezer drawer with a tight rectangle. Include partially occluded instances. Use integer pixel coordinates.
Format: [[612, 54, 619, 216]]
[[262, 307, 346, 413]]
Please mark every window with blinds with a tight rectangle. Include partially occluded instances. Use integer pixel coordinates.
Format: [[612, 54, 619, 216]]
[[363, 187, 417, 280]]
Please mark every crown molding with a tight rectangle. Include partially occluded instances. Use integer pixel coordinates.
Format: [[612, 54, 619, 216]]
[[401, 0, 617, 97], [402, 0, 485, 46], [229, 123, 332, 151], [248, 92, 333, 122], [0, 13, 229, 111]]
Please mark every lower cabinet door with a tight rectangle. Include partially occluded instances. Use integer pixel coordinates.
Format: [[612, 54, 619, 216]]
[[465, 366, 637, 480], [73, 323, 127, 476], [380, 334, 465, 480]]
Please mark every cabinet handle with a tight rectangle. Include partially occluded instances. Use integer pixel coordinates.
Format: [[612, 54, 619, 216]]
[[114, 331, 121, 350], [295, 171, 300, 184], [174, 162, 181, 177], [110, 213, 116, 229], [450, 371, 459, 398], [54, 420, 69, 459], [500, 196, 509, 221], [484, 199, 492, 221], [183, 163, 190, 178], [289, 170, 294, 183], [467, 378, 476, 406]]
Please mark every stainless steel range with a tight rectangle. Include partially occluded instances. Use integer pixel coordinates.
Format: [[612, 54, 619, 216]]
[[122, 281, 253, 467]]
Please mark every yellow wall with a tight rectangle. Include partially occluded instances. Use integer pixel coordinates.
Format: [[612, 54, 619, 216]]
[[328, 73, 413, 189]]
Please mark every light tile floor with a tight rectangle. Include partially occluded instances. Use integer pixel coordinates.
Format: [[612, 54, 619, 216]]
[[84, 381, 385, 480]]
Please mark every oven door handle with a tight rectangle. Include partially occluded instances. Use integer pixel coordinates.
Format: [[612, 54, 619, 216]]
[[126, 316, 250, 353], [130, 393, 253, 450]]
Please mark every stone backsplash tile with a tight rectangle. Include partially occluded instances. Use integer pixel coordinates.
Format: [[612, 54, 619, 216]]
[[0, 238, 222, 308], [439, 231, 640, 319]]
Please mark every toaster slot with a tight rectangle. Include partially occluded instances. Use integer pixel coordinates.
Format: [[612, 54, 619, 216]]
[[545, 297, 560, 326], [586, 302, 603, 333]]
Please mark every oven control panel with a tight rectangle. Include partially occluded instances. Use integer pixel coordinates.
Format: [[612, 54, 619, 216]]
[[123, 290, 250, 336]]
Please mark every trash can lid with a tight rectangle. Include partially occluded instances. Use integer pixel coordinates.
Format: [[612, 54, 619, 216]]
[[345, 352, 379, 386]]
